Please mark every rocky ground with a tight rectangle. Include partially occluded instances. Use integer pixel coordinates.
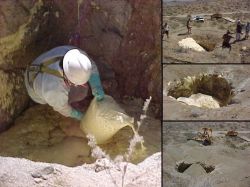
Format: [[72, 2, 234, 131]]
[[163, 0, 250, 63], [0, 152, 161, 187], [163, 122, 250, 187], [163, 65, 250, 120]]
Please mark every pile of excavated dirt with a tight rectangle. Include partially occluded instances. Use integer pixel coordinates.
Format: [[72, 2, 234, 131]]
[[163, 65, 250, 120], [176, 93, 220, 109], [178, 38, 205, 52], [0, 152, 161, 187], [163, 122, 250, 187]]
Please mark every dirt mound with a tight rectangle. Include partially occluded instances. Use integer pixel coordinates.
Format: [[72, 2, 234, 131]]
[[178, 38, 205, 52], [177, 93, 220, 109]]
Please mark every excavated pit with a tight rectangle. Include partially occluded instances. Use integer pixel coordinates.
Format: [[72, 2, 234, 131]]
[[0, 99, 160, 167], [176, 162, 192, 173], [193, 34, 219, 52], [0, 0, 161, 172], [168, 74, 234, 108]]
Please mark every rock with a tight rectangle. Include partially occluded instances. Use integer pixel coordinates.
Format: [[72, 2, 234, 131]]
[[50, 0, 160, 104], [0, 0, 50, 131], [31, 166, 54, 179], [178, 38, 205, 52], [41, 166, 55, 175], [241, 46, 247, 51], [33, 178, 43, 184]]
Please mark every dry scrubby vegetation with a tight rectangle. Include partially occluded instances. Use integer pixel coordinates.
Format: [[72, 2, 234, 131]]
[[163, 0, 250, 16], [163, 0, 250, 64]]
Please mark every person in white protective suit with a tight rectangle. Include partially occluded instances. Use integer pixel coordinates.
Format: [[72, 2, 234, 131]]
[[24, 45, 105, 120]]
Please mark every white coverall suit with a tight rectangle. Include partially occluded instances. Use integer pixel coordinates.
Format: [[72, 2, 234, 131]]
[[24, 45, 100, 118]]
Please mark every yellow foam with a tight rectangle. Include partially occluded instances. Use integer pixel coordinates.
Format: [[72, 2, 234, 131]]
[[80, 95, 135, 144]]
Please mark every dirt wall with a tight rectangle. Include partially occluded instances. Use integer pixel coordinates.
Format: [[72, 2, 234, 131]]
[[0, 0, 161, 131]]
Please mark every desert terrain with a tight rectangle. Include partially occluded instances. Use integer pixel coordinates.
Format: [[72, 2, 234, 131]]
[[163, 121, 250, 187], [163, 0, 250, 63], [163, 64, 250, 120]]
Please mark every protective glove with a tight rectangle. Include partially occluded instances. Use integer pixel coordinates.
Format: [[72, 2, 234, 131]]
[[71, 109, 84, 121], [88, 73, 105, 101]]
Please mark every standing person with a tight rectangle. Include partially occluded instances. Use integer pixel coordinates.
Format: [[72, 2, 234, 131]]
[[24, 46, 105, 121], [245, 22, 250, 39], [236, 20, 243, 41], [222, 30, 234, 52], [187, 18, 192, 34], [162, 22, 170, 39]]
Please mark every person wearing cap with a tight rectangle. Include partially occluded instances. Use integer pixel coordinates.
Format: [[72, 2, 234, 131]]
[[24, 45, 105, 121]]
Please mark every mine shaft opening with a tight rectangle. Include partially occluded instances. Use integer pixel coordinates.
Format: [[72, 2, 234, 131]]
[[176, 162, 192, 173], [193, 34, 219, 52], [168, 74, 234, 108], [199, 163, 215, 173], [176, 162, 215, 174]]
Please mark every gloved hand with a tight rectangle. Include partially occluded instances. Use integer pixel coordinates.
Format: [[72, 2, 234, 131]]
[[88, 73, 105, 101], [71, 109, 84, 120]]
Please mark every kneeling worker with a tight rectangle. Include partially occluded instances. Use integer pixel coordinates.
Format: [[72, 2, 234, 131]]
[[24, 46, 105, 120]]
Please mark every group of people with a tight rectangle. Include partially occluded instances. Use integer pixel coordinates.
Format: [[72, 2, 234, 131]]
[[235, 20, 250, 41], [162, 17, 250, 54], [162, 17, 192, 39], [222, 20, 250, 52]]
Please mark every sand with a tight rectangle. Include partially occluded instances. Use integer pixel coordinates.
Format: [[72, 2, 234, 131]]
[[163, 122, 250, 187], [163, 0, 250, 63]]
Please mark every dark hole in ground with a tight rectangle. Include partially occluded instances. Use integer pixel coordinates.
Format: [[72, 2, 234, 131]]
[[168, 74, 234, 107], [193, 34, 220, 52], [176, 161, 215, 173], [199, 162, 215, 173], [176, 162, 192, 173]]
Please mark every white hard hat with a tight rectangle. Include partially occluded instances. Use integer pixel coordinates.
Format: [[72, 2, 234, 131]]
[[63, 49, 92, 85]]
